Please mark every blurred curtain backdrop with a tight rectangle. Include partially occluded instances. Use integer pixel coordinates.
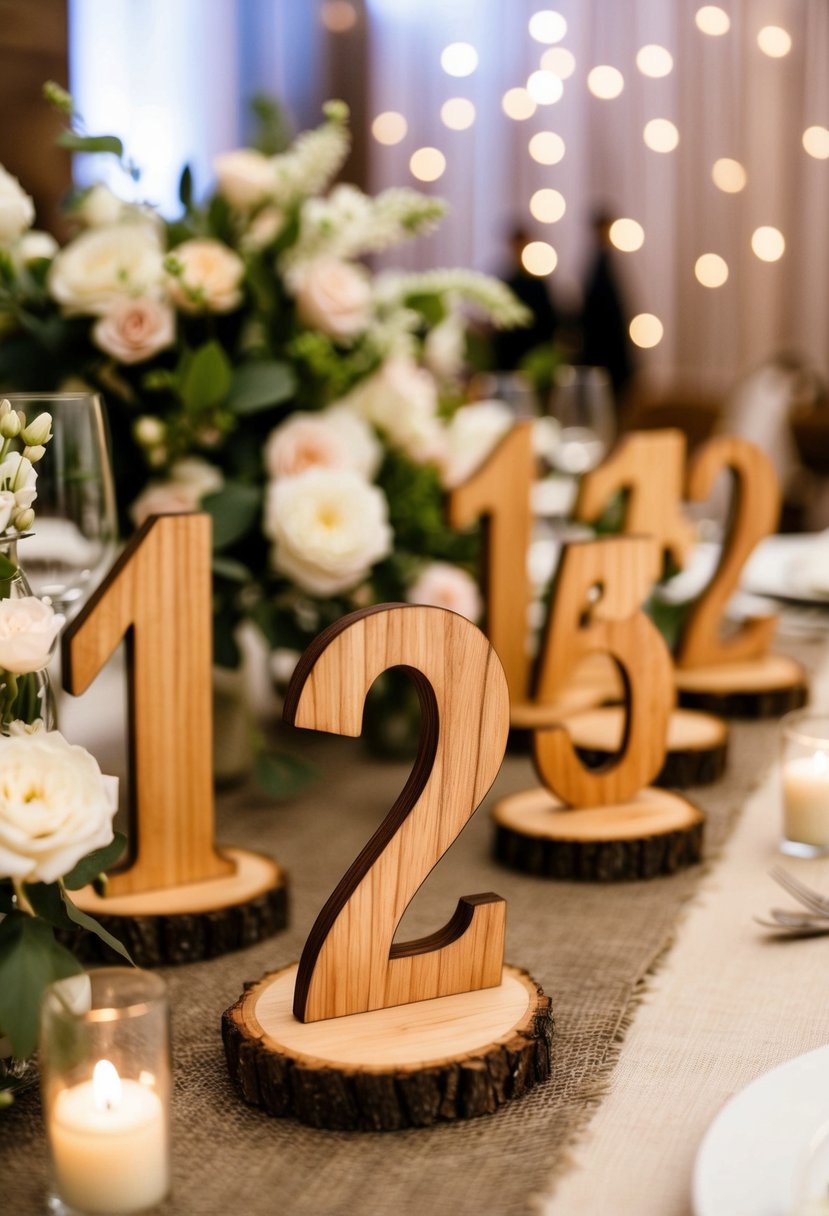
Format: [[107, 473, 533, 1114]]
[[68, 0, 829, 390]]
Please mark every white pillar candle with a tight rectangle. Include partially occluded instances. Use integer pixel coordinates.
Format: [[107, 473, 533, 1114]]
[[49, 1060, 169, 1215], [783, 752, 829, 846]]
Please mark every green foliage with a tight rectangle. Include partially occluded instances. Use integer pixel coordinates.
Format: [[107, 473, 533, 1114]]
[[202, 481, 261, 549], [253, 751, 319, 800], [62, 833, 127, 890], [179, 341, 232, 411], [0, 912, 82, 1058], [228, 361, 296, 415], [56, 131, 124, 157], [250, 94, 291, 155]]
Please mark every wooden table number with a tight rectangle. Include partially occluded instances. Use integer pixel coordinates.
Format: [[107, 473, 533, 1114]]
[[223, 604, 552, 1132], [63, 513, 287, 965], [492, 536, 705, 881]]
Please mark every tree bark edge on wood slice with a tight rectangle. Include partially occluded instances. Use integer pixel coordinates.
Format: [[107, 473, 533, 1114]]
[[223, 963, 553, 1131], [676, 683, 808, 719], [675, 654, 808, 719]]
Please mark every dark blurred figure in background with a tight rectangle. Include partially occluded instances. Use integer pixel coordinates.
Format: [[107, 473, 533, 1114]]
[[492, 225, 559, 370], [581, 209, 635, 412]]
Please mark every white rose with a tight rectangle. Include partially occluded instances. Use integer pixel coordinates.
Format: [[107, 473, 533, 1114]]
[[13, 230, 58, 264], [77, 183, 124, 227], [166, 238, 245, 313], [293, 258, 372, 340], [92, 296, 176, 364], [264, 468, 392, 595], [323, 406, 382, 479], [0, 453, 37, 509], [264, 408, 380, 481], [0, 164, 34, 244], [440, 401, 514, 489], [0, 730, 117, 883], [346, 358, 445, 464], [129, 458, 223, 527], [169, 457, 224, 498], [407, 562, 482, 623], [0, 597, 64, 673], [48, 224, 165, 315], [213, 149, 275, 210]]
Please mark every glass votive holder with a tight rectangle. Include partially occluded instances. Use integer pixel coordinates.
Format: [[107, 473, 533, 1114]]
[[780, 711, 829, 858], [39, 968, 171, 1216]]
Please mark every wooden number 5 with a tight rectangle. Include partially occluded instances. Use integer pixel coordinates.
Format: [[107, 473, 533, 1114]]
[[283, 604, 509, 1023], [533, 537, 674, 806]]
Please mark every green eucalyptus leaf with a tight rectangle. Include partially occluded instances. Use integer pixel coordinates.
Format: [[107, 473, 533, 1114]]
[[227, 361, 296, 415], [178, 164, 193, 210], [56, 132, 124, 157], [201, 482, 261, 549], [60, 891, 132, 964], [212, 555, 252, 583], [0, 913, 82, 1058], [62, 833, 127, 891], [180, 340, 232, 411], [253, 751, 318, 801], [22, 882, 74, 929]]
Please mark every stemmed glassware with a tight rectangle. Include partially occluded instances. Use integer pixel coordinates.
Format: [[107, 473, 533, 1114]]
[[547, 364, 616, 476]]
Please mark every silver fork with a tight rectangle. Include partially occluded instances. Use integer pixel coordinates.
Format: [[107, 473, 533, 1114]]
[[769, 864, 829, 918]]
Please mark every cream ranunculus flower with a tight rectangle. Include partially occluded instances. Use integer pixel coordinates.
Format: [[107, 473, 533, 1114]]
[[292, 257, 373, 341], [0, 164, 35, 244], [264, 468, 392, 595], [346, 357, 445, 464], [130, 457, 223, 526], [48, 224, 165, 315], [213, 148, 275, 210], [166, 238, 245, 313], [92, 297, 176, 364], [0, 597, 64, 674], [407, 562, 482, 623], [440, 400, 514, 489], [0, 730, 117, 883], [0, 452, 37, 509]]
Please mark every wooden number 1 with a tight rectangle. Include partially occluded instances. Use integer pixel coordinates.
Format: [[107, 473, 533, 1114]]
[[576, 430, 695, 570], [283, 604, 509, 1023], [533, 536, 674, 806], [63, 514, 234, 897], [448, 421, 534, 702]]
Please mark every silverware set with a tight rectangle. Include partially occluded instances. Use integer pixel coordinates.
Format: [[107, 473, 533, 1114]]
[[758, 865, 829, 935]]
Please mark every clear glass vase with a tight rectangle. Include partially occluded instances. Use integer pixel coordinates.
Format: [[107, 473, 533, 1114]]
[[0, 535, 58, 732]]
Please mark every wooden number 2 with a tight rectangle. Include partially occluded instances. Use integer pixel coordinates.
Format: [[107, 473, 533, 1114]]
[[675, 437, 780, 668], [447, 421, 534, 702], [63, 514, 234, 897], [533, 537, 674, 806], [576, 430, 695, 570], [283, 604, 509, 1023]]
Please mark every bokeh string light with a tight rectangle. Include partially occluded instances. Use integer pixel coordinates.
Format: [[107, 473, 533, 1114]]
[[643, 118, 679, 153], [540, 47, 575, 79], [757, 25, 792, 58], [751, 226, 785, 262], [695, 253, 729, 287], [587, 66, 624, 99], [529, 188, 566, 224], [528, 10, 567, 45], [440, 42, 478, 77], [371, 111, 407, 146], [528, 131, 565, 164], [711, 157, 747, 192], [695, 6, 731, 36], [527, 70, 564, 105], [502, 87, 537, 120], [630, 314, 664, 348], [521, 241, 558, 275], [609, 218, 645, 252], [636, 44, 674, 78], [803, 126, 829, 159], [441, 98, 475, 131], [409, 147, 446, 182]]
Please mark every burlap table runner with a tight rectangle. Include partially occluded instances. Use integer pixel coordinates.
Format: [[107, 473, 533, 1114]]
[[2, 641, 822, 1216]]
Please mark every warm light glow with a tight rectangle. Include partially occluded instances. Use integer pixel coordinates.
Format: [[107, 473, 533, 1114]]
[[609, 218, 644, 252], [803, 126, 829, 159], [440, 42, 478, 77], [711, 157, 747, 192], [528, 131, 565, 165], [540, 47, 576, 79], [409, 147, 446, 182], [93, 1059, 122, 1111], [521, 241, 557, 276], [636, 44, 674, 77], [587, 66, 624, 99], [695, 253, 729, 288], [644, 118, 679, 152], [441, 98, 475, 130], [751, 226, 785, 262], [630, 314, 664, 348], [530, 188, 566, 224], [502, 87, 537, 121], [371, 111, 407, 146], [695, 6, 731, 35], [757, 25, 791, 57], [527, 70, 564, 105], [320, 1, 358, 32], [529, 10, 567, 44]]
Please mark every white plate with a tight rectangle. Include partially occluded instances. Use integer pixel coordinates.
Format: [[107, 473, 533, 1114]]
[[742, 535, 829, 603], [693, 1044, 829, 1215]]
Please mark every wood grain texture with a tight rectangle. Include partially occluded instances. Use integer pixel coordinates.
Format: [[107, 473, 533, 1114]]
[[675, 653, 809, 718], [62, 513, 234, 896], [223, 962, 552, 1130], [447, 421, 535, 702], [676, 437, 780, 668], [576, 429, 695, 569], [532, 537, 674, 806], [492, 787, 704, 881], [283, 604, 509, 1023]]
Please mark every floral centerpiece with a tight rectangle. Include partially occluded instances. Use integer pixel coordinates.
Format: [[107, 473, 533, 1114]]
[[0, 87, 528, 780]]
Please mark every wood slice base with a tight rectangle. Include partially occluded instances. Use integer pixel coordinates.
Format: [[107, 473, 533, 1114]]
[[675, 653, 808, 718], [510, 654, 624, 749], [563, 706, 729, 788], [223, 962, 552, 1131], [71, 848, 288, 966], [492, 787, 705, 881]]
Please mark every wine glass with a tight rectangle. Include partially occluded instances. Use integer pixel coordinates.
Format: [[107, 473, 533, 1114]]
[[4, 392, 118, 615], [547, 365, 616, 476]]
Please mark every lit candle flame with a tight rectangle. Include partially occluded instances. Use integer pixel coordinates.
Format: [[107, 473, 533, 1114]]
[[93, 1059, 122, 1112]]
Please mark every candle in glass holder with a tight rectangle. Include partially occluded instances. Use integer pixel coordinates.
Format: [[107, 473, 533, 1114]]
[[781, 712, 829, 857], [40, 968, 171, 1216]]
